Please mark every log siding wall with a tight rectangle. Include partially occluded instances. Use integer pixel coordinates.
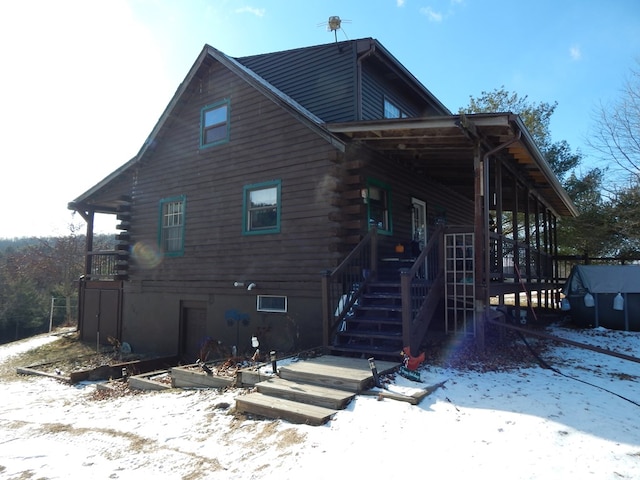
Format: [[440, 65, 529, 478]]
[[126, 62, 344, 296]]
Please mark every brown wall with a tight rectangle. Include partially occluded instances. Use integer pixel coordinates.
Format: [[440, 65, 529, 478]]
[[86, 58, 475, 357], [118, 60, 344, 355], [342, 143, 474, 252]]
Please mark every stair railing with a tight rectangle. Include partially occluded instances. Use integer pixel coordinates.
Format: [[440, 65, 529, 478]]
[[400, 226, 444, 356], [321, 227, 378, 350]]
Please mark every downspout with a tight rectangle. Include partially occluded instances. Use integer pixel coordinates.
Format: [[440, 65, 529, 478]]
[[356, 42, 376, 120], [477, 129, 522, 348]]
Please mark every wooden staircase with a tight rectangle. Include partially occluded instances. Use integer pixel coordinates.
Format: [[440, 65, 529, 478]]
[[330, 280, 405, 358], [235, 355, 400, 425], [329, 258, 429, 359]]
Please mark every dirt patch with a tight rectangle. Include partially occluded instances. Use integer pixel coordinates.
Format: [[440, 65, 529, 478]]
[[0, 332, 97, 381], [422, 320, 555, 372]]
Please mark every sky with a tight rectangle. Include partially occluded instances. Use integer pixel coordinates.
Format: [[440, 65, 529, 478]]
[[1, 323, 639, 478], [1, 0, 639, 238]]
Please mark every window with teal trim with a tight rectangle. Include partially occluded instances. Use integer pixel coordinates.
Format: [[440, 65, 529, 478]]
[[243, 180, 281, 235], [201, 100, 229, 147], [365, 179, 392, 235], [159, 195, 186, 255]]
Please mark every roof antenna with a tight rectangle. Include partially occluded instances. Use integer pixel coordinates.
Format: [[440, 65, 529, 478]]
[[318, 16, 351, 42]]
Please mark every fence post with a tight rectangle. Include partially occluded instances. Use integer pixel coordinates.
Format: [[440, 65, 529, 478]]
[[49, 297, 55, 332]]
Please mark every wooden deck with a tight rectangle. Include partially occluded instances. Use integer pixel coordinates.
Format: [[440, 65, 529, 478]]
[[235, 355, 400, 425]]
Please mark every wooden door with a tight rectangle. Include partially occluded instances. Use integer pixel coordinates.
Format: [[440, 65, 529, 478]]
[[411, 197, 428, 275], [180, 302, 207, 363], [79, 281, 122, 345]]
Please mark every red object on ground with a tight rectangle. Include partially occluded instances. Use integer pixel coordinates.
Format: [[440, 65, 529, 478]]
[[402, 347, 425, 370]]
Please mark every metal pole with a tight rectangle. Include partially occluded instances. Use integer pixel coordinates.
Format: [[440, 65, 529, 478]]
[[49, 297, 55, 333]]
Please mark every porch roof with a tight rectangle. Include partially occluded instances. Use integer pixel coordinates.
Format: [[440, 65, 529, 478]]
[[326, 113, 578, 218]]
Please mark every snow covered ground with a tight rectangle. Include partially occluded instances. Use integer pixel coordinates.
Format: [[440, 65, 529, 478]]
[[1, 324, 639, 479]]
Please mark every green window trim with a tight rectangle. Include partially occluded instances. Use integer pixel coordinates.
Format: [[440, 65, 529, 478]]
[[365, 178, 393, 235], [200, 99, 230, 148], [158, 195, 186, 256], [243, 180, 281, 235]]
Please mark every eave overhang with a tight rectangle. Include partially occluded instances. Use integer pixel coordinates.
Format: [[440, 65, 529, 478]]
[[326, 113, 578, 218]]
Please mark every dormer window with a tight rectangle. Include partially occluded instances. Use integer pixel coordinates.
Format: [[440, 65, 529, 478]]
[[383, 98, 408, 119], [201, 100, 230, 148]]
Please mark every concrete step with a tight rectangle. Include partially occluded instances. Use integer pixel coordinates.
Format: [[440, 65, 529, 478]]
[[234, 355, 401, 425], [256, 377, 355, 409], [278, 355, 399, 393], [235, 392, 337, 426]]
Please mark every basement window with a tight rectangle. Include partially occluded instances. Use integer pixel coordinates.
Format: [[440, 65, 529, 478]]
[[257, 295, 288, 313], [200, 100, 230, 148]]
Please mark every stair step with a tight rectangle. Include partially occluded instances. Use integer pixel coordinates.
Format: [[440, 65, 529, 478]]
[[330, 344, 403, 359], [367, 281, 401, 289], [336, 330, 402, 339], [345, 316, 402, 325], [236, 392, 337, 426], [278, 355, 398, 393], [355, 304, 402, 312], [256, 377, 355, 409], [362, 292, 402, 300]]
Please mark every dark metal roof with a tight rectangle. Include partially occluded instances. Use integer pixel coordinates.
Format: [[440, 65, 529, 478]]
[[69, 44, 346, 212], [69, 41, 575, 221], [326, 113, 578, 218]]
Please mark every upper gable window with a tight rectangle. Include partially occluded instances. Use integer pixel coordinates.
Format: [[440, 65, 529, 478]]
[[159, 195, 186, 256], [383, 98, 408, 119], [201, 100, 230, 148], [243, 180, 281, 235]]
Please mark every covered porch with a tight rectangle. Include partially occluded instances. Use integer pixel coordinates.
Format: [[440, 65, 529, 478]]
[[323, 113, 577, 354]]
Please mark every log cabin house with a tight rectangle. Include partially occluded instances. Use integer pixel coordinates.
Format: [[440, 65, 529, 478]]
[[68, 38, 577, 362]]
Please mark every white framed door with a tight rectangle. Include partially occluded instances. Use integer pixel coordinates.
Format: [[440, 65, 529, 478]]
[[411, 198, 427, 252], [411, 198, 427, 277]]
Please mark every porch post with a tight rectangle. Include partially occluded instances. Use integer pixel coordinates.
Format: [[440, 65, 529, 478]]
[[369, 226, 378, 278], [512, 175, 520, 314], [320, 270, 331, 352], [400, 269, 412, 352], [473, 143, 486, 350], [535, 199, 542, 304], [85, 209, 95, 276]]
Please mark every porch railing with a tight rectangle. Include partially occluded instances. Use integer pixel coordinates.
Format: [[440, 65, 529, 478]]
[[86, 250, 128, 280], [400, 225, 444, 356], [321, 227, 378, 349], [489, 234, 554, 283]]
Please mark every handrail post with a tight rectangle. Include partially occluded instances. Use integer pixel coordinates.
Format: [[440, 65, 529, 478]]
[[369, 226, 378, 278], [400, 268, 412, 353], [321, 270, 331, 352]]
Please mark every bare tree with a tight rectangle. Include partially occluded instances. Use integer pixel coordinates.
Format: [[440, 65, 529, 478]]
[[588, 62, 640, 186]]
